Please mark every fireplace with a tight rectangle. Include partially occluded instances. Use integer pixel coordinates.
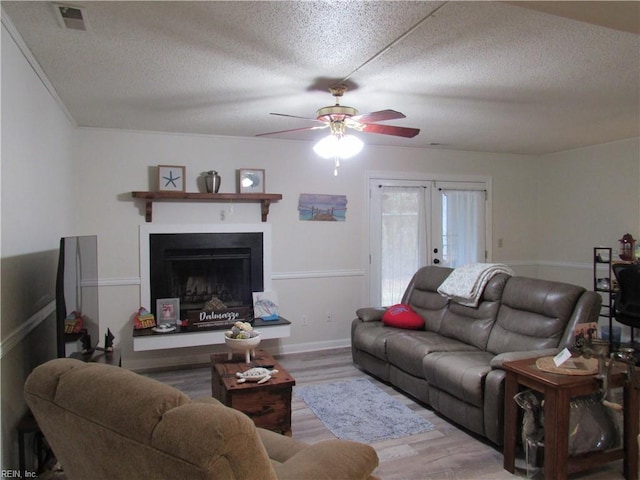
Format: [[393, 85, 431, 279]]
[[139, 224, 272, 320]]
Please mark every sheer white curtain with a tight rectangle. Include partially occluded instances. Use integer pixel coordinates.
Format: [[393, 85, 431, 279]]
[[380, 186, 427, 305], [441, 189, 485, 267]]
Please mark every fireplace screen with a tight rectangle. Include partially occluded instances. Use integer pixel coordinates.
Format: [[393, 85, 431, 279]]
[[149, 233, 264, 319]]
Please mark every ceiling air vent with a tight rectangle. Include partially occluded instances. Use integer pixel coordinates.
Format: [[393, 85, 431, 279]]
[[52, 3, 89, 31]]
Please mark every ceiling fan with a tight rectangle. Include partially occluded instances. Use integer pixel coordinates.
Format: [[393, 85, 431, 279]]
[[257, 83, 420, 175], [256, 83, 420, 140]]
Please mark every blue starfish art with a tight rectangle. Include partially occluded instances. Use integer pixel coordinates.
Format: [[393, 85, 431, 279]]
[[163, 170, 181, 188]]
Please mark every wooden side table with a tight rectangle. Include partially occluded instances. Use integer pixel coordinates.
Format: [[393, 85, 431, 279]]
[[503, 357, 638, 480], [211, 349, 295, 436]]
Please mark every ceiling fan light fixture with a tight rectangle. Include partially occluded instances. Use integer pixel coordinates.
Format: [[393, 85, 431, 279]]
[[313, 134, 363, 160]]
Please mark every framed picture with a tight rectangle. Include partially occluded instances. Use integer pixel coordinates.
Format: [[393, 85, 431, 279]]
[[238, 168, 265, 194], [158, 165, 185, 192], [252, 291, 279, 320], [156, 298, 180, 323]]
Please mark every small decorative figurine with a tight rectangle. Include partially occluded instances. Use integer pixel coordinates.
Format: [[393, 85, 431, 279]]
[[134, 307, 156, 330], [79, 328, 93, 354], [104, 329, 115, 352], [619, 233, 636, 261], [64, 311, 84, 334], [236, 367, 278, 384]]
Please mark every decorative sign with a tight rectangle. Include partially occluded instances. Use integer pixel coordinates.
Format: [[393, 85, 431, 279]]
[[185, 307, 251, 331]]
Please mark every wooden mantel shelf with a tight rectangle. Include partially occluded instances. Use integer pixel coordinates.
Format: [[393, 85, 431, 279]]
[[131, 191, 283, 222]]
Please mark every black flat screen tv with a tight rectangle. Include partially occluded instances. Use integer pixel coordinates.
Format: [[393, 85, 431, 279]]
[[55, 235, 99, 358]]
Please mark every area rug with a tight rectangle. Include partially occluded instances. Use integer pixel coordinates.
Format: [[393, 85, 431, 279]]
[[295, 378, 435, 443]]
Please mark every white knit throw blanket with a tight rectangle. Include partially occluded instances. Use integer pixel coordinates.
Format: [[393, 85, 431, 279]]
[[437, 263, 514, 307]]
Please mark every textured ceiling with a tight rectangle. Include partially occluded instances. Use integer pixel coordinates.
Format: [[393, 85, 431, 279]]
[[2, 1, 639, 155]]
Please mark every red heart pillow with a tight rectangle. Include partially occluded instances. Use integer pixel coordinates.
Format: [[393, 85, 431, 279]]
[[382, 304, 425, 330]]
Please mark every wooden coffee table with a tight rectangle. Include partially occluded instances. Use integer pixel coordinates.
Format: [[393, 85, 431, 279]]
[[211, 349, 295, 436]]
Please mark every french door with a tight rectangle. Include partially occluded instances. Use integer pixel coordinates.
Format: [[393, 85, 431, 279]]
[[369, 177, 489, 306]]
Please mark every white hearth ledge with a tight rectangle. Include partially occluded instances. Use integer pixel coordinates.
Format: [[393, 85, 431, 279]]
[[133, 322, 290, 352]]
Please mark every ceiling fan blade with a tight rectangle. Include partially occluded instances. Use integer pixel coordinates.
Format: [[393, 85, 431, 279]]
[[270, 112, 325, 123], [351, 109, 406, 123], [256, 124, 329, 137], [359, 123, 420, 138]]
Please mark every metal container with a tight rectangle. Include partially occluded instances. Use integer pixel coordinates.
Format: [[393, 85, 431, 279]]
[[204, 170, 221, 193]]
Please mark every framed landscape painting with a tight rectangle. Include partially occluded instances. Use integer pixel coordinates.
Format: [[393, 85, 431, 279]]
[[298, 193, 347, 221]]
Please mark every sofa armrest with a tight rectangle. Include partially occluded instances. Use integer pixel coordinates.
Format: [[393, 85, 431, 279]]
[[272, 439, 379, 480], [356, 307, 385, 322], [490, 348, 560, 368]]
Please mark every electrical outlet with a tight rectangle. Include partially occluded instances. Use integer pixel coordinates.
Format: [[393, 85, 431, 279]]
[[301, 315, 308, 326], [326, 312, 332, 322]]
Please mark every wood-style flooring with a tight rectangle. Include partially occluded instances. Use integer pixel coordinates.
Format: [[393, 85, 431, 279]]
[[145, 347, 629, 480]]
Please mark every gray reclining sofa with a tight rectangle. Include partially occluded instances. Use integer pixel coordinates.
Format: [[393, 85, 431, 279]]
[[351, 266, 601, 445]]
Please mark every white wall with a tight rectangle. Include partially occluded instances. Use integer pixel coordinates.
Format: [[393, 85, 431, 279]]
[[72, 127, 540, 369], [1, 22, 76, 470], [535, 138, 640, 343], [536, 138, 640, 288]]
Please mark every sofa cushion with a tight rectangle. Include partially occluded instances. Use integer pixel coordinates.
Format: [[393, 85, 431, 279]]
[[486, 276, 585, 354], [422, 351, 495, 407], [386, 331, 477, 377], [438, 303, 498, 351], [437, 273, 508, 350], [382, 304, 425, 329], [402, 266, 452, 333]]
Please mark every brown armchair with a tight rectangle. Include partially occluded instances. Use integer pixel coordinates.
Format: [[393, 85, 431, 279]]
[[24, 358, 379, 480]]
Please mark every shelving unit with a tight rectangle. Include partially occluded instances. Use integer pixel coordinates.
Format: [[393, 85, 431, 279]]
[[131, 191, 282, 222], [593, 247, 616, 349]]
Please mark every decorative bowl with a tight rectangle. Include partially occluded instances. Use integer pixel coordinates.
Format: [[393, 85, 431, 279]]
[[224, 334, 261, 363]]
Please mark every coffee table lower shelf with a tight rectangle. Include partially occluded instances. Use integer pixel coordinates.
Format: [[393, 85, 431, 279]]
[[211, 349, 295, 436]]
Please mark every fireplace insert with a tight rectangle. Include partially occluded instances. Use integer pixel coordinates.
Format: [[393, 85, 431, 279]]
[[149, 232, 264, 320]]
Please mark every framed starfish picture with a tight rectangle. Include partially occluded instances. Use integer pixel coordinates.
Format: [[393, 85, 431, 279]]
[[158, 165, 185, 192]]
